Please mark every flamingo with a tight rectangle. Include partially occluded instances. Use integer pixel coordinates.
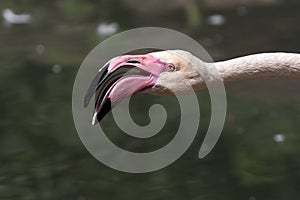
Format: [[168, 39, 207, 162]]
[[84, 50, 300, 124]]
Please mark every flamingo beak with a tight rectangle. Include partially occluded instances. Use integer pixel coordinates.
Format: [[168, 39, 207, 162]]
[[84, 54, 167, 124]]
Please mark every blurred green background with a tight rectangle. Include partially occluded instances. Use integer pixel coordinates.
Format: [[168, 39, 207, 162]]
[[1, 0, 300, 199]]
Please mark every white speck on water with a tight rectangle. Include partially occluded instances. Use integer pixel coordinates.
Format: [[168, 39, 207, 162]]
[[237, 6, 248, 16], [97, 22, 119, 37], [207, 14, 226, 26], [52, 64, 62, 74], [35, 44, 45, 55], [2, 8, 31, 26], [273, 133, 285, 143]]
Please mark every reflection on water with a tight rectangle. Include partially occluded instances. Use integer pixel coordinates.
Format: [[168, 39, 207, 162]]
[[0, 1, 300, 199]]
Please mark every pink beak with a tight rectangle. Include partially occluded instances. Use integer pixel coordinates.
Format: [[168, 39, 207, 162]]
[[84, 54, 167, 124]]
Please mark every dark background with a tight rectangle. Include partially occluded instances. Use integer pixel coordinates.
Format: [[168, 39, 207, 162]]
[[1, 0, 300, 199]]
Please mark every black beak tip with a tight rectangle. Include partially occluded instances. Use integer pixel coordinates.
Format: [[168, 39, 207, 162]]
[[92, 98, 112, 125], [84, 64, 110, 108]]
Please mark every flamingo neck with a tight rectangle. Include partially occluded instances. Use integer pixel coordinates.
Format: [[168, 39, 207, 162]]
[[212, 53, 300, 85]]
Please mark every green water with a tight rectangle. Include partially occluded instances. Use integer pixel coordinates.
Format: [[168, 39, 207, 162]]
[[1, 1, 300, 199]]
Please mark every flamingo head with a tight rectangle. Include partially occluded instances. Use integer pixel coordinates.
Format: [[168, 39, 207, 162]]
[[84, 50, 201, 124]]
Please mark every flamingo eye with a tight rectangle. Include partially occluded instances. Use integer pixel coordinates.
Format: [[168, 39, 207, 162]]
[[166, 64, 175, 72]]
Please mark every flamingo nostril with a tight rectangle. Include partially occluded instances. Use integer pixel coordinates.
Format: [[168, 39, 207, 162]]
[[127, 60, 141, 64]]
